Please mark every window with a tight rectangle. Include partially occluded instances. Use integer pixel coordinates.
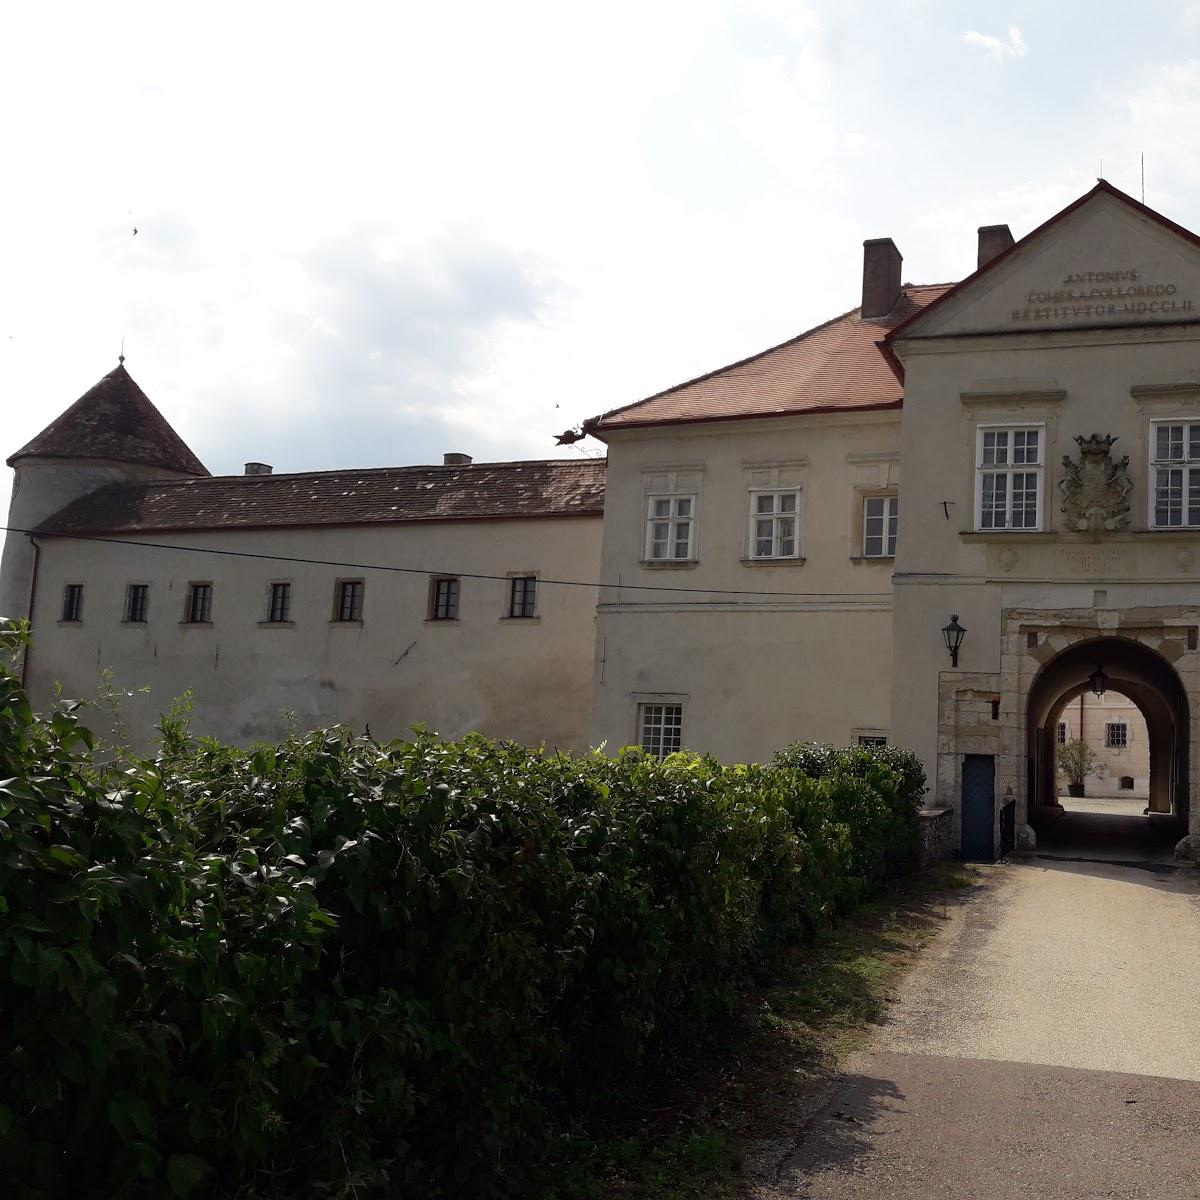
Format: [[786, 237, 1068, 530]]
[[508, 576, 536, 618], [749, 491, 800, 559], [638, 703, 682, 758], [976, 426, 1043, 530], [185, 583, 212, 624], [267, 582, 291, 623], [1057, 721, 1068, 745], [1105, 722, 1129, 749], [863, 496, 899, 557], [334, 580, 364, 622], [1150, 421, 1200, 527], [645, 495, 695, 561], [430, 577, 459, 620], [61, 584, 84, 623], [857, 735, 888, 748], [124, 584, 149, 623]]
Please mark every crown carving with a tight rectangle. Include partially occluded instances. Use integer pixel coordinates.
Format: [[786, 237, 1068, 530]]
[[1074, 433, 1119, 455]]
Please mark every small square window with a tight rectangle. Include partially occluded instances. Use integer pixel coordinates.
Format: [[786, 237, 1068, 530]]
[[268, 582, 292, 623], [430, 577, 459, 621], [638, 703, 683, 758], [61, 584, 84, 623], [124, 583, 149, 623], [509, 576, 536, 618], [334, 580, 364, 622], [857, 735, 888, 748], [1105, 722, 1128, 749], [185, 583, 212, 624]]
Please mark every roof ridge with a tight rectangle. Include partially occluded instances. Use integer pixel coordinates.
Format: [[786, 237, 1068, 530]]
[[583, 283, 950, 432], [92, 456, 607, 487]]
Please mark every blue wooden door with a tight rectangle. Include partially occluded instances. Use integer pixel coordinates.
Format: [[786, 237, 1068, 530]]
[[961, 754, 996, 860]]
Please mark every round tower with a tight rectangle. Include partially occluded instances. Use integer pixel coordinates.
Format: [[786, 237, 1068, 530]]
[[0, 361, 209, 622]]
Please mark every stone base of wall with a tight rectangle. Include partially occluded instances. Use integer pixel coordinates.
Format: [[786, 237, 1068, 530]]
[[918, 807, 954, 864]]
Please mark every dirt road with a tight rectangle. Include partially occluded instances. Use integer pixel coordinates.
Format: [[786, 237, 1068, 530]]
[[768, 813, 1200, 1199]]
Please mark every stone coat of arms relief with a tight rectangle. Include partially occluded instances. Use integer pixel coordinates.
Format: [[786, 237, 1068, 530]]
[[1059, 433, 1133, 533]]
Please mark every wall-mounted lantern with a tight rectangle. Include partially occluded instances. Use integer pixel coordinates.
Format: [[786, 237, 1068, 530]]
[[1088, 662, 1109, 697], [941, 614, 966, 668]]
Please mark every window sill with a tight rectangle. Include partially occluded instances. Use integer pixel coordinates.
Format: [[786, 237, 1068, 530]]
[[120, 620, 150, 626], [739, 556, 806, 567], [640, 559, 699, 569], [500, 615, 540, 623], [848, 554, 895, 563], [180, 621, 213, 628], [258, 620, 296, 628], [425, 617, 459, 624], [330, 619, 364, 627]]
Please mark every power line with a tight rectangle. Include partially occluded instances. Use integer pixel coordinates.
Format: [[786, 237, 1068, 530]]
[[3, 525, 892, 600]]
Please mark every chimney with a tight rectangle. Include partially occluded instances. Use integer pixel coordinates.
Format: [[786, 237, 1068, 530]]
[[977, 224, 1014, 270], [244, 462, 273, 475], [443, 452, 473, 466], [861, 238, 903, 318]]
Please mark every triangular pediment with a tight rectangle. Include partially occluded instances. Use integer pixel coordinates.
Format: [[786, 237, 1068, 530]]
[[892, 183, 1200, 341]]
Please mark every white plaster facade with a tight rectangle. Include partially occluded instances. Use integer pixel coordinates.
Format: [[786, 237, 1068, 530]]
[[8, 181, 1200, 857]]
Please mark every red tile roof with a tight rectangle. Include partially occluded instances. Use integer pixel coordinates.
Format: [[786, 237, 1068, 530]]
[[9, 363, 209, 475], [38, 457, 606, 535], [584, 284, 954, 432]]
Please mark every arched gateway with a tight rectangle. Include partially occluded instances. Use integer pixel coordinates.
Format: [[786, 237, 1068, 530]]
[[1026, 636, 1189, 834]]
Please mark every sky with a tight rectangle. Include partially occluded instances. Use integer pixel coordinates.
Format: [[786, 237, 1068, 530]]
[[4, 0, 1200, 510]]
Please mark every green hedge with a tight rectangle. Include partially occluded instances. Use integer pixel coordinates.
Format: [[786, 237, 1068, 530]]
[[0, 628, 924, 1199]]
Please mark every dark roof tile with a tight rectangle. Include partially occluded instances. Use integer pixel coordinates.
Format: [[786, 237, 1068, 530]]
[[10, 364, 209, 476], [39, 457, 606, 534]]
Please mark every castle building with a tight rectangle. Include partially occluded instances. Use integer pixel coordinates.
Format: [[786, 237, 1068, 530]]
[[5, 180, 1200, 857]]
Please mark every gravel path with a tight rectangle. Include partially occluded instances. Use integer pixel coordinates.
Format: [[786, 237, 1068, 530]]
[[764, 817, 1200, 1199]]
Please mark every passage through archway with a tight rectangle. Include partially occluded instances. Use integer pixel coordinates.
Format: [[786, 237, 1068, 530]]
[[1026, 637, 1189, 852]]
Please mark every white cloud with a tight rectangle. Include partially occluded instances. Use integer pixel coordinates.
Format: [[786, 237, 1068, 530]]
[[963, 25, 1029, 61]]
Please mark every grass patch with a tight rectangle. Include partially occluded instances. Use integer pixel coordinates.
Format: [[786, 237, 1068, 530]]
[[542, 862, 979, 1199]]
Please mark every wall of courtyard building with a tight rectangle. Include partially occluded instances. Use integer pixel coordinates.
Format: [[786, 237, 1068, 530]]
[[22, 517, 601, 754], [590, 413, 900, 758], [1056, 690, 1150, 798]]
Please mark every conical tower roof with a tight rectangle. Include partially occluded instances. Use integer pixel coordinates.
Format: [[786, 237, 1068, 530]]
[[8, 362, 209, 475]]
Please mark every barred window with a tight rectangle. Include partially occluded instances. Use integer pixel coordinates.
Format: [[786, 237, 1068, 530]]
[[509, 576, 537, 618], [61, 584, 84, 623], [857, 735, 888, 748], [1057, 721, 1068, 745], [334, 580, 364, 622], [430, 577, 459, 621], [185, 583, 212, 624], [638, 703, 682, 758], [268, 582, 291, 623], [1105, 722, 1129, 749], [124, 583, 149, 623]]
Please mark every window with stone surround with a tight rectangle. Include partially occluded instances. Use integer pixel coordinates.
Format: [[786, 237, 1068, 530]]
[[748, 490, 801, 559], [638, 702, 683, 758], [975, 425, 1044, 530], [1105, 721, 1129, 749], [644, 494, 696, 561], [863, 495, 899, 557], [1150, 420, 1200, 527]]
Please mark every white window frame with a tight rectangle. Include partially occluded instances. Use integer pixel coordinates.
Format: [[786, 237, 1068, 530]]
[[1149, 419, 1200, 529], [644, 493, 697, 562], [637, 701, 683, 758], [975, 424, 1045, 531], [747, 488, 802, 559], [1105, 721, 1129, 749], [862, 494, 899, 558]]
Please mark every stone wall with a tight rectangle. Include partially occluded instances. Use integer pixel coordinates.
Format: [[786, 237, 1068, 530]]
[[917, 807, 954, 864]]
